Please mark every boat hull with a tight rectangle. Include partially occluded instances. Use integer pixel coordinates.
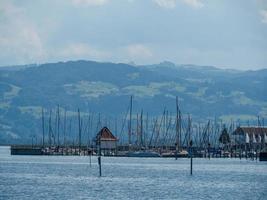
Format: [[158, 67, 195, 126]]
[[126, 151, 161, 157]]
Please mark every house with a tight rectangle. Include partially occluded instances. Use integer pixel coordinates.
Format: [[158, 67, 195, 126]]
[[232, 126, 267, 144], [95, 127, 118, 155]]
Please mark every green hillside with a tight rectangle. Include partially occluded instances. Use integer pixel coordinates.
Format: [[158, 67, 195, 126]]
[[0, 60, 266, 144]]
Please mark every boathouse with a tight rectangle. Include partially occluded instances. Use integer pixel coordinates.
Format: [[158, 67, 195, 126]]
[[95, 127, 118, 155], [232, 126, 267, 144]]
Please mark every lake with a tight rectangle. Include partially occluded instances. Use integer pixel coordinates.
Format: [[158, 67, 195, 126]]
[[0, 146, 266, 200]]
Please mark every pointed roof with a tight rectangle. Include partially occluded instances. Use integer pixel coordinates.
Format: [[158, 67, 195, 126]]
[[219, 128, 230, 144], [96, 127, 118, 141]]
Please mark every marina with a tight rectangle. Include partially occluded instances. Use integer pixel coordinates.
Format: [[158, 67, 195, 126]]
[[9, 97, 267, 160]]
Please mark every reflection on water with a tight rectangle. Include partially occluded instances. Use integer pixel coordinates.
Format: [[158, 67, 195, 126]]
[[0, 146, 266, 200]]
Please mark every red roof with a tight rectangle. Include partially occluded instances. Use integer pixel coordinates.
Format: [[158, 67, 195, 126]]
[[96, 127, 118, 141]]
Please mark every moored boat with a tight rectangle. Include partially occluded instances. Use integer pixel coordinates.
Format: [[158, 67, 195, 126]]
[[126, 151, 161, 157], [161, 150, 188, 158]]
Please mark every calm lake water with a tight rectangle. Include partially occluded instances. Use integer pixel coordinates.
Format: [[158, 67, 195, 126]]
[[0, 146, 266, 200]]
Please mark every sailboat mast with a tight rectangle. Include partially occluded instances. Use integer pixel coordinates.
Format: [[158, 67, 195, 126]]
[[175, 97, 180, 153], [78, 108, 81, 153], [42, 108, 45, 147], [49, 109, 52, 147], [57, 105, 60, 146], [140, 109, 143, 148], [137, 113, 139, 148], [129, 95, 133, 147], [187, 114, 191, 151], [179, 110, 182, 149], [145, 112, 148, 148], [63, 109, 66, 147]]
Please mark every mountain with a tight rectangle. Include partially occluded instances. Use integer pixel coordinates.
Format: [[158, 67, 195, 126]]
[[0, 60, 266, 144]]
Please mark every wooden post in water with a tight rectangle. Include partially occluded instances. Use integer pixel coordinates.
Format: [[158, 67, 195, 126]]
[[98, 155, 102, 176], [97, 135, 102, 177], [190, 140, 193, 175], [239, 145, 242, 160], [90, 151, 92, 168]]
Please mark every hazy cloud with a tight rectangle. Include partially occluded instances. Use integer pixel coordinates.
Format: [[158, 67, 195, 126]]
[[126, 44, 153, 60], [71, 0, 109, 6], [153, 0, 204, 9], [57, 43, 110, 60], [260, 10, 267, 24], [182, 0, 204, 9], [153, 0, 176, 9], [0, 1, 46, 65], [0, 0, 265, 69]]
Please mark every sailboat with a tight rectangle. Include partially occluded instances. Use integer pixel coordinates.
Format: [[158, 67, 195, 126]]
[[126, 96, 161, 157]]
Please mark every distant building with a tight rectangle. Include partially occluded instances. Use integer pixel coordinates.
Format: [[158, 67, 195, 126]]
[[232, 126, 267, 145], [95, 127, 118, 155]]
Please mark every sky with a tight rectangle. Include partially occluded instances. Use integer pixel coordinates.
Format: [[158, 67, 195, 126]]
[[0, 0, 267, 70]]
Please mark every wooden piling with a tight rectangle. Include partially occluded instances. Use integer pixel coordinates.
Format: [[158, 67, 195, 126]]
[[190, 156, 193, 175], [90, 152, 92, 168], [97, 135, 102, 177], [190, 140, 193, 175], [98, 156, 102, 177]]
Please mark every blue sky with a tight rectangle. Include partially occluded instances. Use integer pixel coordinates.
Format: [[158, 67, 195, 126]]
[[0, 0, 266, 70]]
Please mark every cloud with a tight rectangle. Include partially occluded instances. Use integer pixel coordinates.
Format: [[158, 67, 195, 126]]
[[71, 0, 109, 6], [57, 43, 110, 60], [126, 44, 153, 59], [153, 0, 204, 9], [0, 0, 46, 65], [260, 10, 267, 24], [153, 0, 176, 9], [182, 0, 204, 9]]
